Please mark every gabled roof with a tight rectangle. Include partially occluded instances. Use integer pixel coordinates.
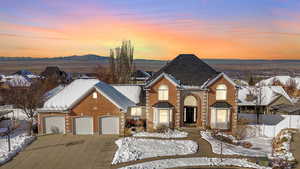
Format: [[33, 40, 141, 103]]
[[203, 72, 237, 88], [95, 82, 135, 111], [112, 84, 143, 104], [146, 54, 218, 86], [145, 72, 180, 88], [257, 75, 300, 89], [42, 79, 100, 111], [238, 86, 293, 106], [41, 78, 136, 112]]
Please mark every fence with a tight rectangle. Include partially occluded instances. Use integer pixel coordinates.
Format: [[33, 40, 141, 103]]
[[238, 113, 300, 138]]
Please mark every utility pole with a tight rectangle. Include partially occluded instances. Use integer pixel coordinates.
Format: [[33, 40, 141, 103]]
[[7, 126, 11, 152]]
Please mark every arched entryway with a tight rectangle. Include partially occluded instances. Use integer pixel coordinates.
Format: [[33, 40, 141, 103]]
[[183, 95, 198, 125]]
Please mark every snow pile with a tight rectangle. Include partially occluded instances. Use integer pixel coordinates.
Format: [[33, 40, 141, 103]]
[[272, 129, 296, 161], [201, 131, 268, 157], [118, 157, 271, 169], [112, 137, 198, 164], [133, 129, 188, 138], [0, 121, 35, 165]]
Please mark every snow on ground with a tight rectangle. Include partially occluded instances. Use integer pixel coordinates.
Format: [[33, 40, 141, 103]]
[[118, 157, 271, 169], [242, 137, 273, 155], [201, 131, 269, 157], [0, 120, 35, 165], [112, 137, 198, 164], [272, 130, 295, 161], [133, 129, 188, 138]]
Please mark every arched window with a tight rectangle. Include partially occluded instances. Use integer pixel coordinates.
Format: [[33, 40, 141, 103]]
[[184, 95, 197, 107], [216, 84, 227, 100], [158, 85, 169, 100]]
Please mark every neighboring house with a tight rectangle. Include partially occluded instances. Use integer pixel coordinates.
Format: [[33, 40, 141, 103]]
[[238, 86, 293, 114], [5, 75, 31, 87], [144, 54, 238, 131], [131, 70, 152, 83], [40, 66, 71, 83], [37, 54, 239, 135], [233, 79, 249, 86], [257, 75, 300, 97], [37, 79, 136, 135]]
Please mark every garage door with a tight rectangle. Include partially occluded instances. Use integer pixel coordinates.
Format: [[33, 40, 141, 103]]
[[74, 117, 93, 135], [44, 116, 65, 134], [100, 116, 119, 134]]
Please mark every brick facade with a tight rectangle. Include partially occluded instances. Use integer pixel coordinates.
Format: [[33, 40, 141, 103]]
[[38, 89, 125, 135], [147, 77, 178, 130], [207, 76, 238, 132]]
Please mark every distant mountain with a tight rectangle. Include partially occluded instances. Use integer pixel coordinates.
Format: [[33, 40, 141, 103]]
[[0, 54, 107, 61], [0, 54, 300, 65]]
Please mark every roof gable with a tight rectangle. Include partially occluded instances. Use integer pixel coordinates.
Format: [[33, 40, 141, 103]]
[[204, 73, 237, 88], [147, 54, 218, 86], [145, 72, 180, 88]]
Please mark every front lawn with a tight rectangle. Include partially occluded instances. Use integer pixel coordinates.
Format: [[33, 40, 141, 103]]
[[112, 137, 198, 164]]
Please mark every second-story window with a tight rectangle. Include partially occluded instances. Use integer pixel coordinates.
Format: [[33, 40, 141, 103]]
[[216, 84, 227, 100], [158, 85, 169, 101]]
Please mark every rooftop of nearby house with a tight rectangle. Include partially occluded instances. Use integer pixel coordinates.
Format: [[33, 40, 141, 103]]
[[147, 54, 219, 86], [238, 86, 293, 106]]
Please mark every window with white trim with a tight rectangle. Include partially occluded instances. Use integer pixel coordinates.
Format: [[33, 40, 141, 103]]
[[216, 84, 227, 100], [159, 109, 169, 123], [211, 108, 230, 129], [158, 85, 169, 100], [131, 107, 142, 116], [92, 92, 98, 99]]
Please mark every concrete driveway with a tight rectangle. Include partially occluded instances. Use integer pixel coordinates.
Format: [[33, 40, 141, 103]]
[[1, 134, 120, 169]]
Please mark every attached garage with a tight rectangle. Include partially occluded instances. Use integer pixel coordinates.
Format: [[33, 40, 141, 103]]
[[100, 116, 119, 134], [74, 117, 94, 135], [44, 116, 65, 134]]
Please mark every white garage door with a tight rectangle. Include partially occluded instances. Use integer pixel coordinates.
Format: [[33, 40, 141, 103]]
[[100, 116, 119, 134], [44, 116, 65, 134], [74, 117, 93, 135]]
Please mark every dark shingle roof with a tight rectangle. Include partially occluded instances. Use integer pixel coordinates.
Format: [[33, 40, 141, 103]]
[[147, 54, 218, 86], [211, 101, 232, 108], [152, 102, 174, 108]]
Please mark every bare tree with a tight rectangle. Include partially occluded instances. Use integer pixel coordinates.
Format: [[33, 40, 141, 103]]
[[4, 81, 46, 135], [246, 85, 265, 124], [93, 64, 112, 83], [285, 78, 298, 97], [109, 40, 134, 83]]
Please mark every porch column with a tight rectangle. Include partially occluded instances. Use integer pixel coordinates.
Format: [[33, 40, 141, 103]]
[[145, 89, 152, 131], [175, 89, 181, 128], [202, 91, 208, 128]]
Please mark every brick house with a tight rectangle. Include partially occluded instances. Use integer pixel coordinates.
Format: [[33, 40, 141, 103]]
[[144, 54, 238, 132], [38, 54, 238, 135]]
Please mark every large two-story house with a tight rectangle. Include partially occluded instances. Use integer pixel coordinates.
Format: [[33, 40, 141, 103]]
[[37, 54, 238, 135]]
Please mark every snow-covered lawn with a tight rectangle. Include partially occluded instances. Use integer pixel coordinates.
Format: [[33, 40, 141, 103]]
[[118, 157, 271, 169], [133, 129, 188, 138], [0, 120, 35, 165], [201, 131, 269, 157], [112, 137, 198, 164]]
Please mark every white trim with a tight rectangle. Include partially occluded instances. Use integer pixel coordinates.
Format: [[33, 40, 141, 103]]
[[204, 73, 236, 88], [145, 72, 180, 88]]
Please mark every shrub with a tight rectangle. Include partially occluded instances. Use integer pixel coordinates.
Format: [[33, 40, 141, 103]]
[[155, 124, 169, 133], [241, 141, 253, 148]]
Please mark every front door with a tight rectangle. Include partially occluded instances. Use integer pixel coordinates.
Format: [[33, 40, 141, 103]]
[[184, 107, 196, 123]]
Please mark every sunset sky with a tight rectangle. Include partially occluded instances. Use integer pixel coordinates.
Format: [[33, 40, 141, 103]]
[[0, 0, 300, 60]]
